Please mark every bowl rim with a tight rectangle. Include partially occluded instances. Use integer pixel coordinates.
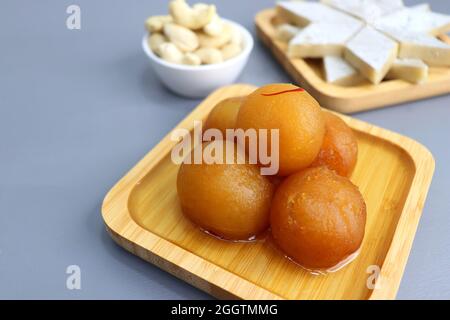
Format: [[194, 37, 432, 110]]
[[142, 18, 254, 71]]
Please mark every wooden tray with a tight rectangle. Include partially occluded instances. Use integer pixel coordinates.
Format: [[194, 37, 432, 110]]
[[256, 8, 450, 113], [102, 84, 435, 300]]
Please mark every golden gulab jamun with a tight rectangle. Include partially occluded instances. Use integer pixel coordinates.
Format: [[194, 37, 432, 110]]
[[311, 112, 358, 177], [235, 84, 325, 176], [268, 175, 284, 189], [270, 166, 366, 270], [177, 140, 274, 240], [204, 97, 246, 137]]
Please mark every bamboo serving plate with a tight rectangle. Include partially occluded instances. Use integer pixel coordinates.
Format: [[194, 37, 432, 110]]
[[102, 84, 434, 300], [256, 8, 450, 113]]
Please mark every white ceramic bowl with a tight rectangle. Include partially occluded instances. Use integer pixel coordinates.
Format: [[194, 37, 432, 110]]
[[142, 19, 254, 98]]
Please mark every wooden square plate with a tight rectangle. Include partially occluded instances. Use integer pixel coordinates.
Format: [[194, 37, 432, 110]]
[[102, 84, 434, 300], [256, 8, 450, 113]]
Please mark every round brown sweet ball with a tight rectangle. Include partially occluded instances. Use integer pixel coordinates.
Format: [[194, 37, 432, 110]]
[[270, 166, 366, 270], [235, 84, 325, 176], [177, 140, 274, 241], [268, 175, 284, 189], [311, 112, 358, 177], [204, 97, 246, 137]]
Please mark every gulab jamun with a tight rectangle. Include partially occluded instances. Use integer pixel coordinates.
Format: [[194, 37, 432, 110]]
[[270, 166, 366, 270], [311, 112, 358, 177], [177, 140, 274, 240], [235, 84, 325, 176], [204, 97, 246, 137]]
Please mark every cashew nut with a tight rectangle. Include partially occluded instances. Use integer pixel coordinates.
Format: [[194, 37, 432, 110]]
[[169, 0, 216, 30], [148, 33, 167, 56], [192, 3, 209, 11], [229, 24, 242, 46], [146, 1, 240, 66], [203, 14, 224, 37], [221, 43, 241, 60], [182, 53, 202, 66], [195, 48, 223, 64], [275, 24, 301, 42], [158, 43, 184, 64], [145, 15, 172, 33], [163, 23, 199, 52], [197, 23, 232, 49]]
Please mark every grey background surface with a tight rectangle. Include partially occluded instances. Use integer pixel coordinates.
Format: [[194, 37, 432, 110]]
[[0, 0, 449, 299]]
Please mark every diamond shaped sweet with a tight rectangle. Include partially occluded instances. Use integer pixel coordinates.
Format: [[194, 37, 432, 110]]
[[276, 0, 450, 84], [321, 0, 405, 24]]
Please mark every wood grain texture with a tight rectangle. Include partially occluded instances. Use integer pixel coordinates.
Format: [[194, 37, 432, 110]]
[[255, 8, 450, 114], [102, 84, 435, 300]]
